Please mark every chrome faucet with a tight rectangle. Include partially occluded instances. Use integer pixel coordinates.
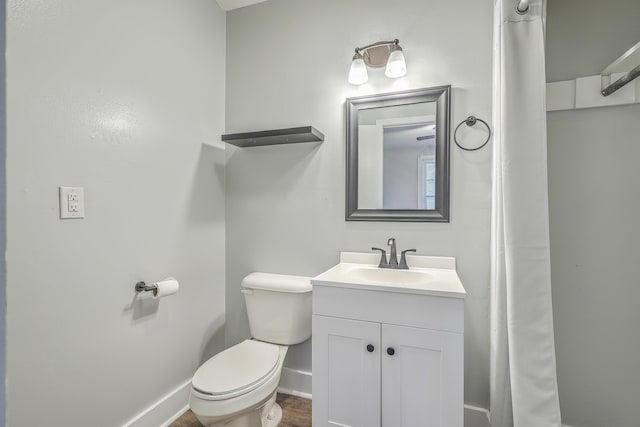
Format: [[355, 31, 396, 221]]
[[372, 238, 416, 269], [387, 238, 399, 266]]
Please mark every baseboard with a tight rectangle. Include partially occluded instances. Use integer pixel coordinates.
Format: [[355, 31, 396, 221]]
[[467, 406, 572, 427], [277, 367, 312, 399], [123, 368, 313, 426], [123, 379, 192, 427], [277, 369, 492, 427], [124, 373, 567, 427]]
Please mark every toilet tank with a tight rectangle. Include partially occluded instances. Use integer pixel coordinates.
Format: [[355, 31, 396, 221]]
[[241, 272, 312, 345]]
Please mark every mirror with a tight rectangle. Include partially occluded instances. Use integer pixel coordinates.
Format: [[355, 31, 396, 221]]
[[345, 86, 451, 222]]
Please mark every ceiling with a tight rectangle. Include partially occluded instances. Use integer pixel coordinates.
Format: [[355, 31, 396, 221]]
[[216, 0, 269, 11]]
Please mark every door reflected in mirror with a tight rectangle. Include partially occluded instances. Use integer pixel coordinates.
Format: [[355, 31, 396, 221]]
[[346, 86, 450, 222]]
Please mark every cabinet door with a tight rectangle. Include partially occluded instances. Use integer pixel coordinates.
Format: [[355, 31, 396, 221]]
[[381, 324, 463, 427], [312, 315, 381, 427]]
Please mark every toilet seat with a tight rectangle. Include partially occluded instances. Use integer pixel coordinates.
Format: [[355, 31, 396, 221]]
[[192, 340, 280, 401]]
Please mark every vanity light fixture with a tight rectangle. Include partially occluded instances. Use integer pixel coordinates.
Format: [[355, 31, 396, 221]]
[[348, 39, 407, 85]]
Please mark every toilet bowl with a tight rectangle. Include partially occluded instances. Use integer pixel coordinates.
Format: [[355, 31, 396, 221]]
[[189, 340, 288, 427], [189, 272, 312, 427]]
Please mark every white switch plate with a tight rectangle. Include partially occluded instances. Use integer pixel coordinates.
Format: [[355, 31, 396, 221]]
[[59, 186, 85, 219]]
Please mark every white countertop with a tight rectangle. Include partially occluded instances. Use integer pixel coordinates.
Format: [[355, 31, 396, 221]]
[[312, 252, 466, 298]]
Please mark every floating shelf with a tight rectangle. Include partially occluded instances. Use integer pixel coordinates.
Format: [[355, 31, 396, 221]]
[[221, 126, 324, 148]]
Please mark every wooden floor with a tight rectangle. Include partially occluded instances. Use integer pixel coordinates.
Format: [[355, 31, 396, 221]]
[[170, 393, 311, 427]]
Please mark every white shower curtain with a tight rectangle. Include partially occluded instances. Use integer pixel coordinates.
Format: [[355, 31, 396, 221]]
[[490, 1, 562, 426]]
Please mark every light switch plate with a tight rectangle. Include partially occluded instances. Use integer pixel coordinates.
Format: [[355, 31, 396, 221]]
[[59, 186, 85, 219]]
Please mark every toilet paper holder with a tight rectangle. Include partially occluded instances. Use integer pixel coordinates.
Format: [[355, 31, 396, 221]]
[[135, 281, 157, 294], [134, 277, 179, 299]]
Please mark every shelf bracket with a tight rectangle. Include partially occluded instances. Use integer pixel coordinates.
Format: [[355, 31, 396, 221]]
[[600, 40, 640, 97]]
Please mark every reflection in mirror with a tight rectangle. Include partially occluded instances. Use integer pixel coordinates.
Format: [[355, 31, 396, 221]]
[[358, 103, 437, 210], [346, 86, 450, 222]]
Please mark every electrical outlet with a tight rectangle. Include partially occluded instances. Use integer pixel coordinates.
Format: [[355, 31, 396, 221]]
[[59, 187, 85, 219]]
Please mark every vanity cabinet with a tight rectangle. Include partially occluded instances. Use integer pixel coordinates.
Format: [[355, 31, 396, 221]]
[[312, 316, 381, 426], [311, 254, 465, 427]]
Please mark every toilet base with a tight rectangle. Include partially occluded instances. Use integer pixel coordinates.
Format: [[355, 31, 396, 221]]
[[196, 392, 282, 427], [263, 399, 282, 427]]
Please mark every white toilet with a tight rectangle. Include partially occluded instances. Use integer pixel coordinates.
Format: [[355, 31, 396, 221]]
[[189, 272, 312, 427]]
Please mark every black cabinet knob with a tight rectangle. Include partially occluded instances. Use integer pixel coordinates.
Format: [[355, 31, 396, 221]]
[[366, 344, 375, 352], [386, 347, 396, 356]]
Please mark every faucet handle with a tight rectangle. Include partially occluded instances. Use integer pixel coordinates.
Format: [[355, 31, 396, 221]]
[[371, 247, 388, 268], [399, 249, 417, 269]]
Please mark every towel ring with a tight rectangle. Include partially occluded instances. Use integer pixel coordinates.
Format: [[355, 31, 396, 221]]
[[454, 116, 491, 152]]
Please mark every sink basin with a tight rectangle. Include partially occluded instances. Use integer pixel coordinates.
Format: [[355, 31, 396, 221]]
[[345, 266, 432, 286], [312, 252, 465, 297]]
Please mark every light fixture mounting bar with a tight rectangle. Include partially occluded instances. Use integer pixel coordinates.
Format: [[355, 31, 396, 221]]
[[354, 39, 399, 54], [354, 39, 401, 68]]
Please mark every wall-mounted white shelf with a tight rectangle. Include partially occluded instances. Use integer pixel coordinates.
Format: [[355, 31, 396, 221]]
[[221, 126, 324, 148], [548, 40, 640, 112], [546, 75, 640, 112]]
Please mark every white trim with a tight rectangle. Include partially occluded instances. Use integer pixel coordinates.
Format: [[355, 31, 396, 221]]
[[161, 404, 190, 427], [546, 74, 639, 111], [277, 367, 312, 399], [117, 373, 509, 427], [417, 155, 436, 209], [277, 370, 489, 427], [276, 374, 578, 427], [122, 379, 192, 427], [277, 388, 312, 400]]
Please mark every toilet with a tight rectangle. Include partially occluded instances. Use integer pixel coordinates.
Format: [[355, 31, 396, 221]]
[[189, 272, 312, 427]]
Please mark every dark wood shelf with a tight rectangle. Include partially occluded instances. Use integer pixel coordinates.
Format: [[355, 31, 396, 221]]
[[221, 126, 324, 148]]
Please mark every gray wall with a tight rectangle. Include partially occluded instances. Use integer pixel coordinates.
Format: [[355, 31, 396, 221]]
[[225, 0, 493, 408], [6, 0, 226, 425], [546, 1, 640, 426]]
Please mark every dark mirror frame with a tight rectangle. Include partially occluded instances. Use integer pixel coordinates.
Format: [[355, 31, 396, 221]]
[[345, 86, 451, 222]]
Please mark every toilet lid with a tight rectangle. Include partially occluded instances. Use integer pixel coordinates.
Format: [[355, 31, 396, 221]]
[[192, 340, 280, 399]]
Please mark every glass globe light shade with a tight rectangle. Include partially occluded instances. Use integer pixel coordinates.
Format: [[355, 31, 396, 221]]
[[348, 53, 368, 85], [385, 47, 407, 78]]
